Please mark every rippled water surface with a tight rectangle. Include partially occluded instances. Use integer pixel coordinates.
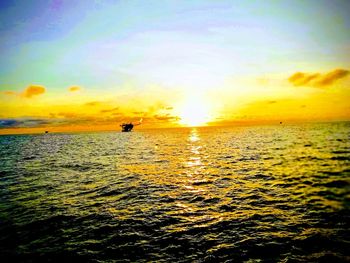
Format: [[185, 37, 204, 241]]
[[1, 123, 349, 262]]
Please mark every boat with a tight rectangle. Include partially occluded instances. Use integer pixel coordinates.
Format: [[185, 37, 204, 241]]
[[120, 123, 134, 132]]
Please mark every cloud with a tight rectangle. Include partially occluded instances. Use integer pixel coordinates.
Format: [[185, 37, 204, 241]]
[[316, 69, 349, 86], [22, 85, 46, 98], [112, 112, 123, 116], [1, 91, 17, 96], [288, 72, 320, 86], [0, 116, 100, 128], [154, 114, 180, 121], [58, 112, 78, 118], [288, 69, 349, 87], [0, 119, 19, 128], [100, 107, 119, 113], [0, 118, 50, 128], [84, 101, 100, 106], [68, 86, 81, 92], [1, 85, 46, 98]]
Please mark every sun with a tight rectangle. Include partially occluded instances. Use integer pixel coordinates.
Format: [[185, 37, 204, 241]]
[[177, 95, 211, 127]]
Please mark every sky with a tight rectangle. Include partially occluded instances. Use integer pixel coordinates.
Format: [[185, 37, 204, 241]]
[[0, 0, 349, 133]]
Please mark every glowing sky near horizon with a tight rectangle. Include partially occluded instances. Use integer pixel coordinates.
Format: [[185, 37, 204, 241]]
[[0, 0, 349, 132]]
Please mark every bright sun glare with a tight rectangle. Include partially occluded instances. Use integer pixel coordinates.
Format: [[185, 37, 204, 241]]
[[178, 95, 211, 127]]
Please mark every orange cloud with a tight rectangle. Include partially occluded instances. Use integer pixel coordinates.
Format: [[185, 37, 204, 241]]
[[22, 85, 46, 98], [316, 69, 349, 86], [58, 112, 78, 118], [68, 86, 81, 92], [132, 111, 145, 115], [154, 114, 180, 121], [1, 91, 17, 96], [84, 101, 100, 106], [267, 100, 277, 104], [288, 69, 349, 87], [100, 107, 119, 113]]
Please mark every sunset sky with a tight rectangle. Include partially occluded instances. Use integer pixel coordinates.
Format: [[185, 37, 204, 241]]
[[1, 0, 349, 133]]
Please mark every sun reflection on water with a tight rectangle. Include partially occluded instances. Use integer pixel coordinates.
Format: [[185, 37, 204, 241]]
[[188, 128, 200, 143], [185, 128, 203, 170]]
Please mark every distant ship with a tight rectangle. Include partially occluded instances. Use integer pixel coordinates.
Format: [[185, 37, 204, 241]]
[[120, 123, 134, 132]]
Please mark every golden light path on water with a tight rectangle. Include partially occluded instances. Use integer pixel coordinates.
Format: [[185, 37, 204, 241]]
[[177, 128, 222, 229]]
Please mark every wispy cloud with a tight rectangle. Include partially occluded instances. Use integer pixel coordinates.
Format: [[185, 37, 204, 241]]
[[100, 107, 119, 113], [57, 112, 78, 118], [288, 72, 320, 86], [0, 119, 19, 128], [288, 69, 349, 87], [132, 111, 145, 115], [1, 91, 17, 96], [316, 69, 349, 86], [267, 100, 277, 104], [68, 86, 81, 92], [84, 101, 100, 106], [0, 118, 50, 128], [153, 114, 180, 121]]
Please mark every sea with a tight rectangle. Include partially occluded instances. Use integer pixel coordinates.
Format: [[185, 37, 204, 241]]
[[0, 122, 349, 262]]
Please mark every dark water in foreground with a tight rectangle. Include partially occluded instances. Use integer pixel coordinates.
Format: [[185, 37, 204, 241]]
[[0, 123, 349, 262]]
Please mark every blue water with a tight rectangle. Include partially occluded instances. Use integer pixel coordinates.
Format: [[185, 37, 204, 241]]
[[0, 123, 349, 262]]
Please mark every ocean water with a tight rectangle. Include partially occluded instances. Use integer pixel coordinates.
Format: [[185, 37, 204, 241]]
[[0, 122, 349, 262]]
